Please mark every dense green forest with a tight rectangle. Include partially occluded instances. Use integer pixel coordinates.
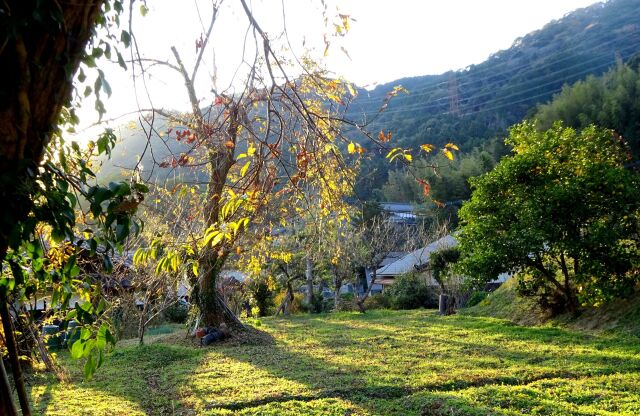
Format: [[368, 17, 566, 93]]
[[535, 60, 640, 154]]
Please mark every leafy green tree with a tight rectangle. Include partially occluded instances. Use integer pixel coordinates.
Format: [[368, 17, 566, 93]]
[[457, 122, 640, 313]]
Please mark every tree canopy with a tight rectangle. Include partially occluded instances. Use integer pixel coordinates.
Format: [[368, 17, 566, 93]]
[[457, 122, 640, 313]]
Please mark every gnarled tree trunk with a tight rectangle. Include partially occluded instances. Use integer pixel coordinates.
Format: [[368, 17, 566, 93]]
[[197, 250, 243, 329], [0, 1, 104, 260]]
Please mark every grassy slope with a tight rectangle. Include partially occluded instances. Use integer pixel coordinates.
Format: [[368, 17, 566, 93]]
[[464, 278, 640, 337], [27, 310, 640, 416]]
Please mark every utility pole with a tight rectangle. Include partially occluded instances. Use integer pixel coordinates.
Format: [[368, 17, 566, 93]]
[[448, 72, 460, 116]]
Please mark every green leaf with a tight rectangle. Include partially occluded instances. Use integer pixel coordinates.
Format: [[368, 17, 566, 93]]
[[84, 353, 96, 379], [240, 161, 250, 177], [116, 50, 127, 70], [70, 338, 84, 359], [121, 30, 131, 48], [133, 182, 149, 193]]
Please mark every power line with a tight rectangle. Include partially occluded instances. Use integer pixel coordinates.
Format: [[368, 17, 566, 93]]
[[349, 29, 639, 108], [360, 40, 639, 116], [352, 19, 640, 105], [354, 45, 638, 120]]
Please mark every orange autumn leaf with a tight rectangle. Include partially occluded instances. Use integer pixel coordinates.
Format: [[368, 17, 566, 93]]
[[417, 179, 430, 196], [378, 130, 392, 142]]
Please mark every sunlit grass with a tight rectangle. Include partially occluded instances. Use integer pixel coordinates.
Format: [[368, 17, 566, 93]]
[[26, 310, 640, 415]]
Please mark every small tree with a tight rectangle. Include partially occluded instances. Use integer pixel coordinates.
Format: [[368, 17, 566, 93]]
[[457, 122, 640, 313], [429, 246, 463, 313], [354, 215, 406, 312]]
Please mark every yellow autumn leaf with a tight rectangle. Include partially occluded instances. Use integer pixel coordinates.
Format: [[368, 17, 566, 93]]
[[348, 142, 356, 154], [347, 83, 357, 97], [442, 149, 454, 160], [420, 144, 436, 152], [240, 161, 250, 177], [404, 153, 413, 162], [445, 143, 460, 151]]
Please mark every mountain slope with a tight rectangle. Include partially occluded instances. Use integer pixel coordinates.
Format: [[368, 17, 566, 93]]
[[349, 0, 640, 196]]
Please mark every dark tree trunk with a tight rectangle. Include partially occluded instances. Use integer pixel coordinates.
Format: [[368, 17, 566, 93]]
[[356, 269, 376, 313], [138, 300, 147, 346], [559, 253, 578, 314], [438, 294, 449, 315], [197, 250, 243, 329], [0, 1, 105, 261]]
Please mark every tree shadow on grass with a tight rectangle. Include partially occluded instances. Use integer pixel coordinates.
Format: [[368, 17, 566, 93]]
[[204, 313, 640, 414], [26, 341, 205, 415], [25, 311, 640, 415]]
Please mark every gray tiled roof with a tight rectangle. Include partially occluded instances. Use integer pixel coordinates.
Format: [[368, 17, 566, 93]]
[[376, 235, 457, 277]]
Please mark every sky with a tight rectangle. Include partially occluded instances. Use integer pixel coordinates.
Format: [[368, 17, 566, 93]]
[[74, 0, 601, 138]]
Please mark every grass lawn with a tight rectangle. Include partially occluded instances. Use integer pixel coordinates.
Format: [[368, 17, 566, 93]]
[[25, 310, 640, 415]]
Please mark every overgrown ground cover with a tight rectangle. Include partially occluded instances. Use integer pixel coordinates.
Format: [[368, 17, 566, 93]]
[[26, 310, 640, 415], [465, 278, 640, 337]]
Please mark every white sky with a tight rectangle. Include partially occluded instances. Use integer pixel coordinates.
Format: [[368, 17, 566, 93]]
[[74, 0, 601, 138]]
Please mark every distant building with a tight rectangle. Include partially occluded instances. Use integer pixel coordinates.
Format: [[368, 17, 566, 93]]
[[379, 202, 417, 225], [375, 235, 509, 289]]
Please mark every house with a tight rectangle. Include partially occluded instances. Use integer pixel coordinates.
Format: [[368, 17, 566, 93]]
[[379, 202, 417, 225], [374, 235, 509, 290], [356, 251, 407, 296]]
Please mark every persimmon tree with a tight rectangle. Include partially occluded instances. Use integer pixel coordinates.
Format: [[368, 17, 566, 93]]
[[322, 220, 366, 310], [130, 0, 361, 328], [353, 215, 405, 312], [127, 1, 458, 329]]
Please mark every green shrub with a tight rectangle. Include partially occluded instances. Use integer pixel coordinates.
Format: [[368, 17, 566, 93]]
[[164, 301, 189, 323], [335, 293, 358, 311], [303, 292, 333, 313], [363, 293, 391, 310], [466, 290, 489, 307], [340, 292, 355, 301], [386, 273, 437, 310], [252, 281, 274, 317]]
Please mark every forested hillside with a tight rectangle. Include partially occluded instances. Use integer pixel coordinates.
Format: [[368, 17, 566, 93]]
[[351, 0, 640, 197]]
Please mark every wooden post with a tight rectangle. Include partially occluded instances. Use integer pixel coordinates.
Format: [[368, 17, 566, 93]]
[[0, 356, 18, 416], [0, 299, 31, 416], [438, 294, 448, 315]]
